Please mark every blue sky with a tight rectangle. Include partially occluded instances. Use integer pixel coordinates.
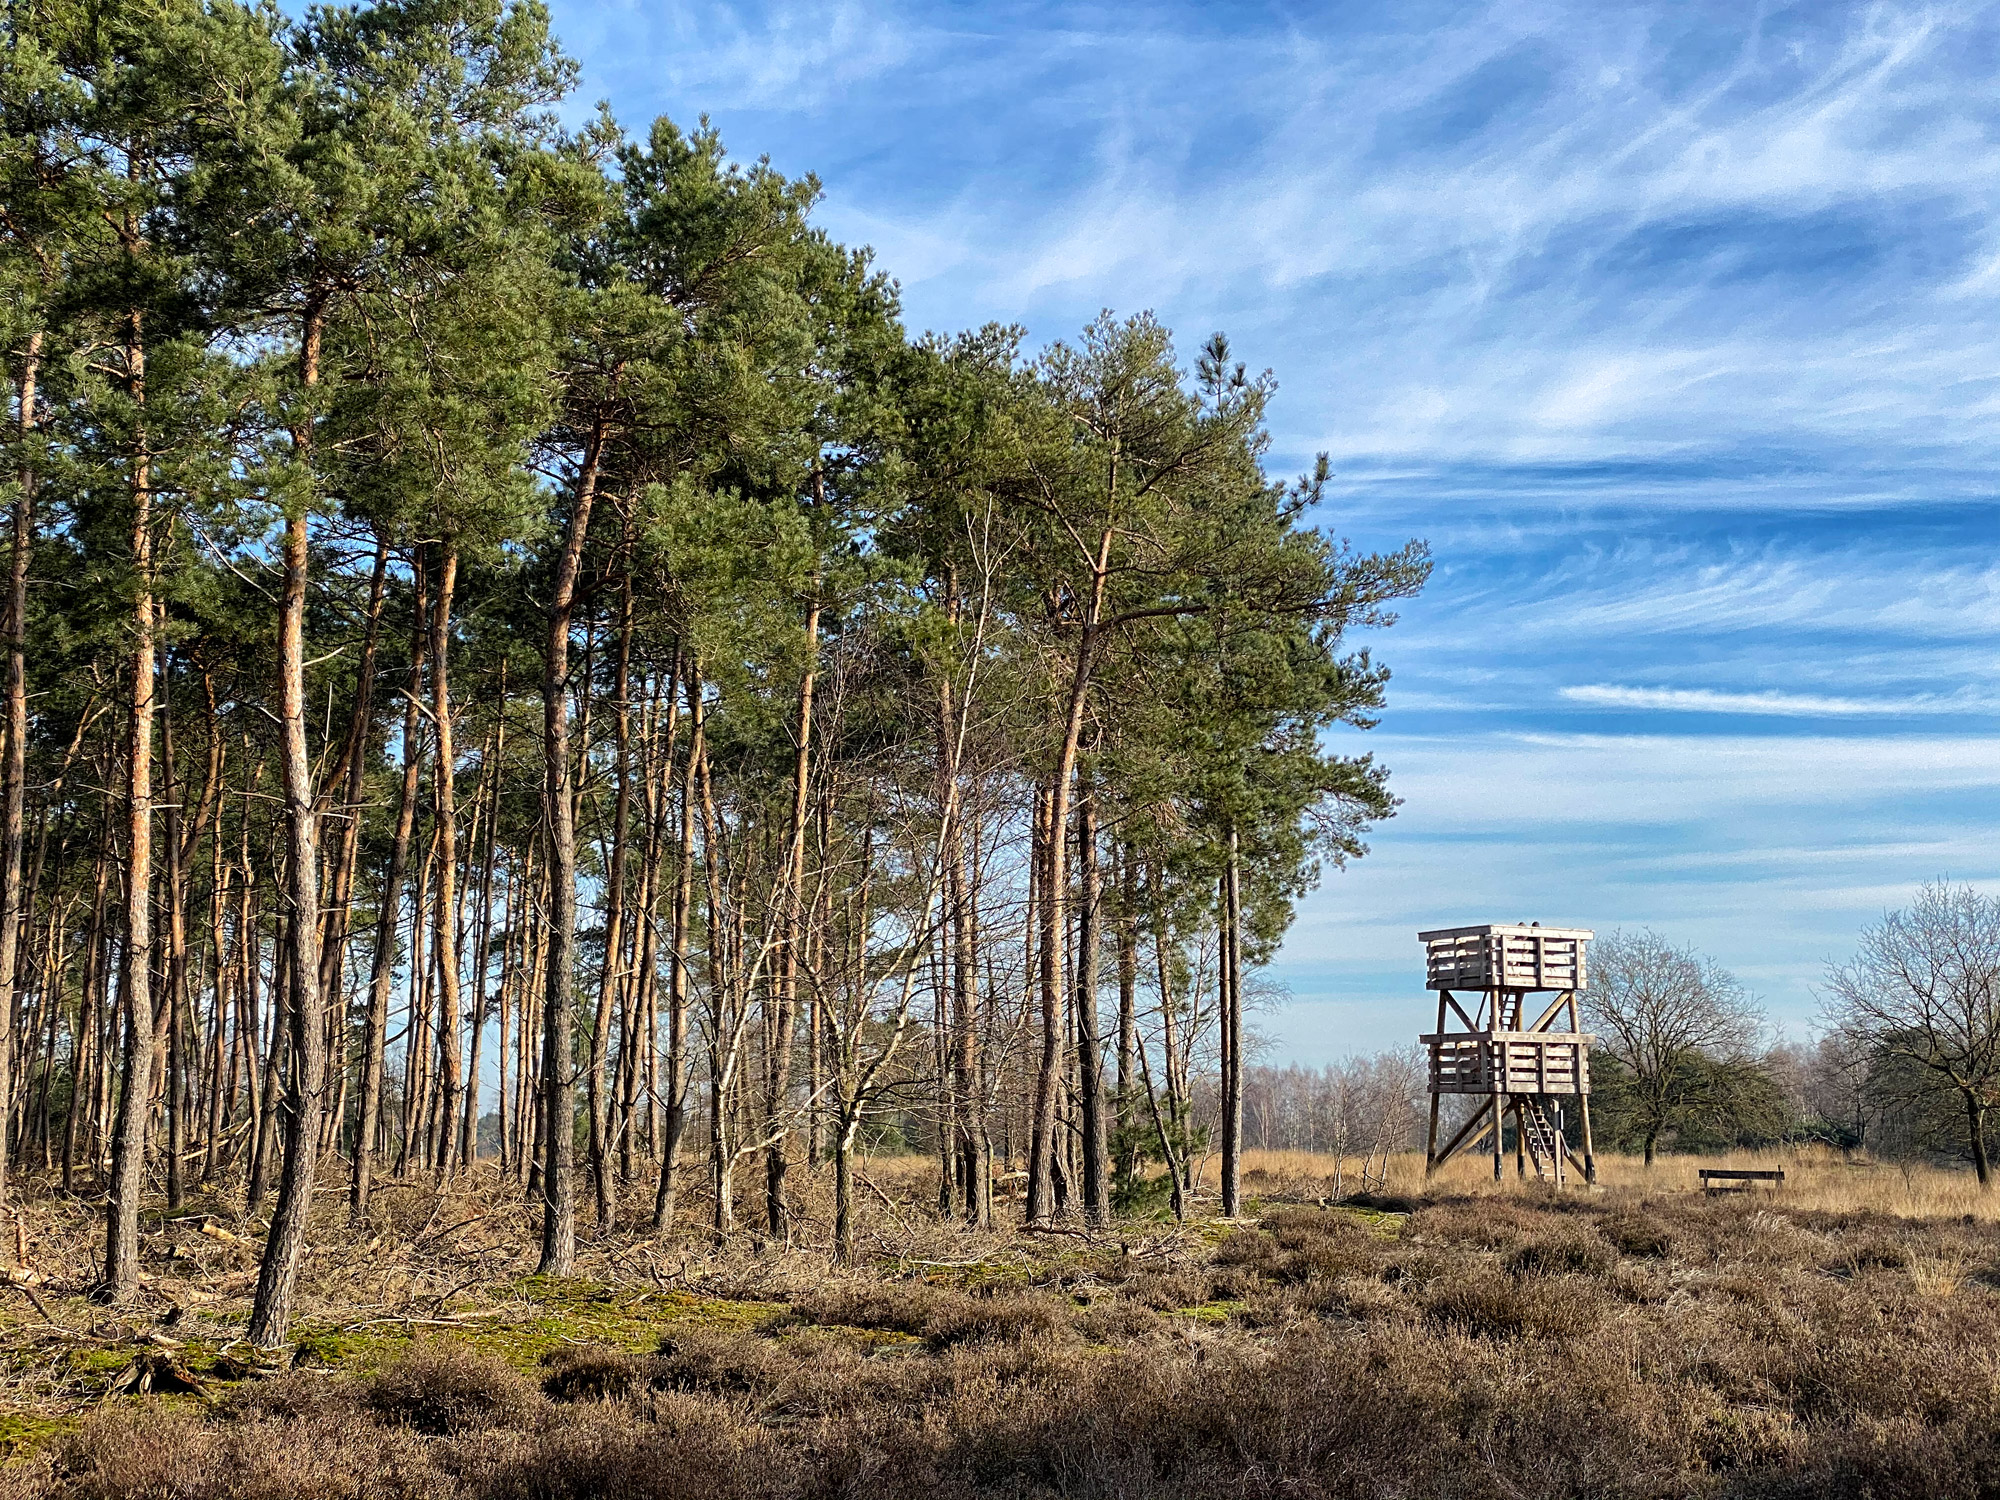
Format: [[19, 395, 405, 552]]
[[546, 0, 2000, 1060]]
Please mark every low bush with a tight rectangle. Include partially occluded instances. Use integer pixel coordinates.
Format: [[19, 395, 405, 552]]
[[1421, 1271, 1602, 1340], [539, 1346, 646, 1403], [920, 1291, 1069, 1349], [1209, 1227, 1279, 1268], [1600, 1211, 1675, 1258], [366, 1342, 538, 1436], [1504, 1232, 1616, 1278]]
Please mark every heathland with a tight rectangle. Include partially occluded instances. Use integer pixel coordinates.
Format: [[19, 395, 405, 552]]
[[0, 1148, 1994, 1500]]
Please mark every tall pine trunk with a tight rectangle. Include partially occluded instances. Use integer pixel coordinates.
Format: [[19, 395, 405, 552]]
[[248, 309, 329, 1349], [536, 419, 606, 1276], [1026, 521, 1112, 1221], [104, 305, 155, 1304], [1074, 781, 1108, 1225], [588, 575, 632, 1229], [1218, 824, 1243, 1219], [429, 547, 462, 1177], [352, 550, 428, 1218], [650, 662, 697, 1231], [0, 330, 40, 1206], [764, 592, 818, 1236]]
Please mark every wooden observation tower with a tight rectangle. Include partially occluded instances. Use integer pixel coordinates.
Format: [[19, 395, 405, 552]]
[[1420, 924, 1597, 1185]]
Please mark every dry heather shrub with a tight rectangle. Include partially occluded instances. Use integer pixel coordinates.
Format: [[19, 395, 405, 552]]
[[225, 1369, 373, 1425], [1259, 1205, 1362, 1239], [919, 1323, 1694, 1500], [1832, 1237, 1910, 1274], [1378, 1247, 1451, 1288], [1070, 1298, 1162, 1343], [1209, 1227, 1279, 1269], [790, 1279, 941, 1334], [1203, 1265, 1261, 1300], [539, 1345, 646, 1403], [1118, 1268, 1212, 1310], [1724, 1415, 1998, 1500], [790, 1280, 1071, 1350], [1504, 1232, 1616, 1278], [32, 1398, 449, 1500], [652, 1329, 794, 1397], [1599, 1209, 1675, 1257], [366, 1340, 538, 1436], [1260, 1207, 1384, 1283], [475, 1393, 799, 1500], [1403, 1199, 1542, 1250], [919, 1291, 1069, 1349], [1420, 1271, 1602, 1340]]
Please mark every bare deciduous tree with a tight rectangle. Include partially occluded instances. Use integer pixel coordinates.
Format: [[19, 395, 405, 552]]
[[1823, 882, 2000, 1188], [1583, 928, 1762, 1165]]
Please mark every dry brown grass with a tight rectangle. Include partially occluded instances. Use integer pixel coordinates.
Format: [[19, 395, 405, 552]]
[[1199, 1143, 2000, 1221], [3, 1153, 2000, 1498]]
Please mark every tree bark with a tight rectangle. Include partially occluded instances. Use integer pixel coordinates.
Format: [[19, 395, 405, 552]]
[[352, 549, 428, 1218], [650, 661, 697, 1231], [429, 546, 463, 1176], [460, 672, 504, 1170], [1219, 823, 1243, 1218], [588, 575, 633, 1228], [1967, 1089, 1990, 1189], [536, 418, 607, 1276], [1074, 781, 1109, 1225], [0, 329, 40, 1206], [765, 589, 818, 1236], [1026, 521, 1114, 1221], [104, 306, 155, 1304], [1025, 783, 1060, 1221], [248, 306, 329, 1350]]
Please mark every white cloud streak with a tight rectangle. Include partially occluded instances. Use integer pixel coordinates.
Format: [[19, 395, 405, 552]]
[[1557, 684, 1991, 716]]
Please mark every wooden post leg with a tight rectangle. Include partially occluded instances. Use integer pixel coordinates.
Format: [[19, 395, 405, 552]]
[[1490, 1095, 1504, 1182], [1513, 1101, 1525, 1179], [1424, 991, 1446, 1177], [1578, 1093, 1598, 1185]]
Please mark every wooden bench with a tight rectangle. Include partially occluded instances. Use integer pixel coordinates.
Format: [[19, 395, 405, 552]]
[[1699, 1168, 1784, 1196]]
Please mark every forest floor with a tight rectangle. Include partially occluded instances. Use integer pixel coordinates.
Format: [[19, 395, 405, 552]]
[[0, 1146, 1994, 1498]]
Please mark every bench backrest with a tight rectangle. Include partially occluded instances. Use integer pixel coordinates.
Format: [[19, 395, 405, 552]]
[[1697, 1169, 1785, 1182]]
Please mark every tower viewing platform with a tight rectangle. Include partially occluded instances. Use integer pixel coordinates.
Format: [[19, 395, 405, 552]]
[[1418, 923, 1597, 1186]]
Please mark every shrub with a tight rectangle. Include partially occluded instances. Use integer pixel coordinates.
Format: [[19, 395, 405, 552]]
[[540, 1345, 646, 1403], [1205, 1266, 1260, 1301], [1600, 1211, 1675, 1258], [477, 1394, 798, 1500], [1840, 1238, 1911, 1273], [1119, 1268, 1212, 1310], [789, 1281, 940, 1335], [920, 1292, 1068, 1349], [1421, 1273, 1601, 1340], [1403, 1200, 1540, 1251], [652, 1330, 791, 1397], [366, 1341, 537, 1436], [44, 1395, 450, 1500], [1210, 1227, 1279, 1268], [1504, 1233, 1615, 1278], [1072, 1299, 1162, 1343]]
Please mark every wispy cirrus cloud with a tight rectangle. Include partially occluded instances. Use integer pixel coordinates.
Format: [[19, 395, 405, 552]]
[[1555, 684, 1968, 716], [544, 0, 2000, 1059]]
